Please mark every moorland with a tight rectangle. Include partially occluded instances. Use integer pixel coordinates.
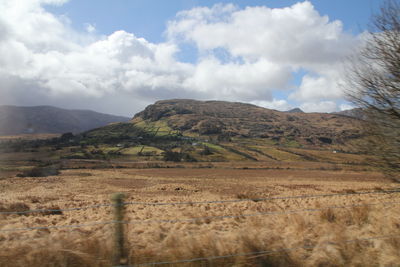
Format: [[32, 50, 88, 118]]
[[0, 99, 399, 267]]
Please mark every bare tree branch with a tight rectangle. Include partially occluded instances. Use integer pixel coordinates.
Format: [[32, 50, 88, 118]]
[[345, 0, 400, 179]]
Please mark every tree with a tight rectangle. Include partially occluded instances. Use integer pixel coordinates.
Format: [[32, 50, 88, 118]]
[[346, 0, 400, 179]]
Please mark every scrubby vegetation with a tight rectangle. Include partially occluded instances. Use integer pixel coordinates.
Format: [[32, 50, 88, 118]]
[[16, 165, 60, 177]]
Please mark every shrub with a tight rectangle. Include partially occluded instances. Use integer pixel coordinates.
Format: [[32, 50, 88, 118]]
[[36, 205, 63, 215], [200, 145, 213, 155], [320, 208, 336, 223], [182, 153, 197, 162], [16, 165, 60, 178], [0, 202, 30, 215], [163, 151, 182, 162]]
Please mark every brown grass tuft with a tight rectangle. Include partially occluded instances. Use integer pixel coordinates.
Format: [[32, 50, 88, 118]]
[[320, 208, 336, 223], [236, 191, 262, 202], [0, 202, 30, 215]]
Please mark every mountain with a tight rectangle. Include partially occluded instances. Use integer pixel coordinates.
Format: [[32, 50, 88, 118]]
[[0, 105, 130, 135], [130, 99, 362, 146], [334, 108, 365, 120], [286, 108, 304, 113]]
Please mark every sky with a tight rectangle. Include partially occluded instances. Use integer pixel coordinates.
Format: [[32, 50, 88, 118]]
[[0, 0, 384, 116]]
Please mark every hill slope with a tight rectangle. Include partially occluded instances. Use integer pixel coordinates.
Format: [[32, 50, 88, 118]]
[[0, 105, 130, 135], [286, 108, 304, 113], [334, 108, 365, 120], [4, 100, 368, 164], [132, 99, 362, 146]]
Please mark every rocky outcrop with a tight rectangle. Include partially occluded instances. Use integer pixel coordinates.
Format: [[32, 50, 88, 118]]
[[132, 99, 363, 146]]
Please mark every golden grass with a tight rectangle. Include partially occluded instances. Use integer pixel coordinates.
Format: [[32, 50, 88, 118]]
[[0, 168, 399, 266]]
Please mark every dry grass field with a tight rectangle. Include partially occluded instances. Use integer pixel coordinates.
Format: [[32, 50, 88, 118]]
[[1, 167, 400, 266]]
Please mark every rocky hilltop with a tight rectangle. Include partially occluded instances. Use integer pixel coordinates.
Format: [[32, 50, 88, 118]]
[[286, 108, 304, 113], [132, 99, 362, 146]]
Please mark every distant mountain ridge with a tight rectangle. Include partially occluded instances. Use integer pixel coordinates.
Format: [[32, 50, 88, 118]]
[[0, 105, 130, 135], [286, 108, 304, 113], [334, 108, 365, 120]]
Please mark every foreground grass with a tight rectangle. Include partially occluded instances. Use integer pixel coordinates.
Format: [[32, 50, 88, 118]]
[[0, 168, 399, 266]]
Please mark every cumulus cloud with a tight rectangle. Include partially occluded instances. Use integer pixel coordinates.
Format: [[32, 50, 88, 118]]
[[0, 0, 362, 115], [183, 57, 291, 101], [167, 2, 358, 65], [300, 101, 338, 113], [0, 0, 192, 103], [167, 1, 362, 111], [339, 103, 354, 111], [290, 71, 345, 101], [251, 99, 292, 111]]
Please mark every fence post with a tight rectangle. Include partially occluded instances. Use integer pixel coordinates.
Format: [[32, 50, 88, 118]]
[[112, 193, 127, 266]]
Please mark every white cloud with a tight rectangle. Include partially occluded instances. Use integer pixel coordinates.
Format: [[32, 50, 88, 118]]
[[85, 23, 96, 33], [300, 101, 337, 113], [251, 99, 292, 111], [0, 0, 363, 115], [339, 103, 354, 111], [167, 2, 357, 66], [290, 71, 345, 101], [183, 57, 291, 100], [167, 1, 362, 111]]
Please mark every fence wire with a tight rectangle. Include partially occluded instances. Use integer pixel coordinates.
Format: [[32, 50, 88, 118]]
[[1, 200, 399, 233], [0, 220, 116, 232], [1, 189, 400, 215], [124, 200, 400, 225], [0, 203, 114, 215], [122, 234, 400, 267], [122, 189, 400, 206], [2, 190, 400, 267]]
